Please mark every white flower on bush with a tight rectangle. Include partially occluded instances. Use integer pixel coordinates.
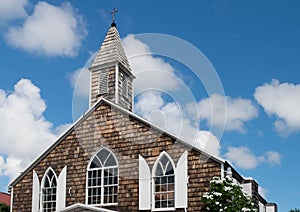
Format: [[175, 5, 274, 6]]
[[201, 175, 257, 212]]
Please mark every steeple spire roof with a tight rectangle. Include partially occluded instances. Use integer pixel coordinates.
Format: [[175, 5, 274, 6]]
[[89, 24, 131, 72]]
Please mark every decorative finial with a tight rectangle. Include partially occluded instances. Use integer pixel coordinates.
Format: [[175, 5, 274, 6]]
[[110, 8, 118, 27]]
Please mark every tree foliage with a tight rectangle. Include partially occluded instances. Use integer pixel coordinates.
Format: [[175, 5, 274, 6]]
[[201, 176, 256, 212], [290, 209, 300, 212], [0, 203, 10, 212]]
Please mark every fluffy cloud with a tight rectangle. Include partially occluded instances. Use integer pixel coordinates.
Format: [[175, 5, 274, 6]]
[[69, 67, 90, 97], [123, 35, 180, 93], [224, 146, 281, 170], [0, 0, 28, 25], [5, 1, 87, 57], [265, 151, 281, 166], [186, 94, 258, 133], [0, 79, 65, 180], [254, 79, 300, 136], [135, 91, 220, 156]]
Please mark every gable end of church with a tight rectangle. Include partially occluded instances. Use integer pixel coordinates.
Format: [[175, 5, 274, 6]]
[[9, 99, 223, 211]]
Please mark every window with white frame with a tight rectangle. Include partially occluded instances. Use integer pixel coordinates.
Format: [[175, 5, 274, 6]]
[[153, 152, 175, 209], [87, 148, 118, 205], [41, 168, 57, 212]]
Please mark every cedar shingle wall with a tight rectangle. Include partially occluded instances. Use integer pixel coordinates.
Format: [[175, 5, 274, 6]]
[[12, 103, 221, 211]]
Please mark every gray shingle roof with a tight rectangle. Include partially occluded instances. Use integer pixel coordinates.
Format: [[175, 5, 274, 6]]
[[90, 25, 131, 71]]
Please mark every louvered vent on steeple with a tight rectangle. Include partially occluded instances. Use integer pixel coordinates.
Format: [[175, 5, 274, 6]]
[[98, 71, 109, 95]]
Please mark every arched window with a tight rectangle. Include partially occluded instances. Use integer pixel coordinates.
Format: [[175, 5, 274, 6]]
[[41, 168, 57, 212], [153, 152, 175, 209], [87, 147, 118, 205]]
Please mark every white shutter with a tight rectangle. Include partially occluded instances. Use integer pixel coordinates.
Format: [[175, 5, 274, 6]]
[[98, 71, 109, 94], [175, 150, 188, 208], [32, 170, 40, 212], [139, 155, 151, 210], [56, 166, 67, 210]]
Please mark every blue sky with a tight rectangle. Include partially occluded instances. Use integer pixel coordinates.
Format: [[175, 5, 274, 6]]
[[0, 0, 300, 211]]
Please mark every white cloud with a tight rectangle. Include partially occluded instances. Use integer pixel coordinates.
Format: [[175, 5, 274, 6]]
[[225, 147, 264, 169], [53, 123, 72, 136], [134, 91, 220, 156], [194, 130, 220, 156], [0, 157, 23, 180], [135, 91, 165, 119], [123, 35, 180, 94], [69, 51, 96, 98], [224, 146, 281, 170], [0, 156, 4, 175], [265, 151, 281, 166], [69, 67, 90, 97], [5, 1, 87, 57], [0, 79, 67, 181], [187, 94, 258, 132], [0, 0, 28, 25], [254, 79, 300, 136]]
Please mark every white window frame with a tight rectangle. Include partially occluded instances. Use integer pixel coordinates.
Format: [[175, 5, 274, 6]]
[[40, 167, 57, 212], [152, 151, 176, 211], [86, 147, 119, 206]]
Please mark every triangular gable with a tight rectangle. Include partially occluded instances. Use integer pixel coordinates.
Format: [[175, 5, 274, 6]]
[[9, 97, 225, 187]]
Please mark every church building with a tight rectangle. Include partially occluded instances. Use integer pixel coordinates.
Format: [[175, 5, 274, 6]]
[[8, 18, 277, 212]]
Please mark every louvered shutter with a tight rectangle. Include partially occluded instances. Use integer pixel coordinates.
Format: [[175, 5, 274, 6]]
[[122, 77, 128, 97], [98, 71, 109, 94]]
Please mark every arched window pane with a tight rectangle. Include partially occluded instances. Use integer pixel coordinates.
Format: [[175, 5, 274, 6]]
[[90, 156, 102, 169], [87, 148, 118, 205], [97, 149, 110, 165], [41, 169, 57, 212], [155, 163, 164, 176], [154, 153, 175, 209], [105, 154, 117, 166], [165, 162, 174, 175], [160, 155, 169, 167]]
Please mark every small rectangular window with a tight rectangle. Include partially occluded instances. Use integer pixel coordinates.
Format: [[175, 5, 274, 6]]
[[98, 71, 109, 95]]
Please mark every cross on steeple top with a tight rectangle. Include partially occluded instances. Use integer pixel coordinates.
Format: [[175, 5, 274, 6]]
[[110, 8, 118, 26]]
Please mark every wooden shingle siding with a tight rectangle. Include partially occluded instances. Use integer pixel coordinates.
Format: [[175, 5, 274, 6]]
[[12, 102, 221, 212]]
